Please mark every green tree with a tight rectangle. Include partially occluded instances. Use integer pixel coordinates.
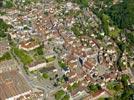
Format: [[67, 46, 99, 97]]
[[107, 0, 134, 29], [36, 45, 44, 55], [55, 90, 65, 100], [3, 0, 14, 8], [62, 95, 70, 100], [42, 73, 49, 79], [121, 74, 130, 88], [73, 0, 88, 7], [0, 19, 9, 38], [88, 83, 101, 93], [101, 14, 109, 35]]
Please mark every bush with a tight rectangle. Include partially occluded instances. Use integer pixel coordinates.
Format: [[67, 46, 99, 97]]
[[42, 73, 49, 79], [55, 90, 65, 100]]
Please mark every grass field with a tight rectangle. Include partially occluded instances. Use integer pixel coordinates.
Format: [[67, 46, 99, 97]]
[[12, 47, 33, 65]]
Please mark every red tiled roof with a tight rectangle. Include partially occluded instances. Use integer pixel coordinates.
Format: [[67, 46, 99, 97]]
[[84, 61, 93, 69], [20, 40, 38, 49], [92, 89, 105, 97]]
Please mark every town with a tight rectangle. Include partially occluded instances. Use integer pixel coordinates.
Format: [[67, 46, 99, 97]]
[[0, 0, 134, 100]]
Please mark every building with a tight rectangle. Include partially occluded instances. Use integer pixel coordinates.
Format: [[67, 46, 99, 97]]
[[0, 40, 10, 57], [0, 59, 17, 73], [19, 40, 40, 51], [16, 90, 44, 100], [0, 71, 32, 100], [28, 61, 46, 71], [92, 90, 111, 100]]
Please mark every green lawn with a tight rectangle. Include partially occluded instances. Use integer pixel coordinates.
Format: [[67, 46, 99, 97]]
[[0, 52, 11, 62], [46, 56, 55, 63], [12, 47, 33, 65]]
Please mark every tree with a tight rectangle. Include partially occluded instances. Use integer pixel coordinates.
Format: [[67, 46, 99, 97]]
[[88, 83, 101, 93], [62, 95, 70, 100], [125, 32, 134, 46], [101, 14, 109, 35], [55, 90, 65, 100], [3, 0, 14, 8], [0, 19, 9, 38], [0, 52, 11, 62], [36, 45, 44, 55], [55, 0, 63, 3], [107, 0, 134, 29], [42, 73, 49, 79], [121, 74, 130, 88], [73, 0, 88, 7]]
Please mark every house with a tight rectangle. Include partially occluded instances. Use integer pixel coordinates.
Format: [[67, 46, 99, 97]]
[[0, 71, 32, 100], [28, 61, 46, 71], [39, 65, 57, 73], [0, 40, 10, 56], [103, 72, 117, 82], [16, 89, 44, 100], [84, 61, 94, 70], [19, 40, 40, 51], [0, 59, 17, 73], [62, 67, 70, 74], [92, 90, 111, 100], [83, 90, 111, 100], [9, 32, 17, 39], [72, 89, 88, 100], [67, 71, 77, 79], [85, 75, 92, 83], [70, 81, 88, 99], [65, 54, 78, 68]]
